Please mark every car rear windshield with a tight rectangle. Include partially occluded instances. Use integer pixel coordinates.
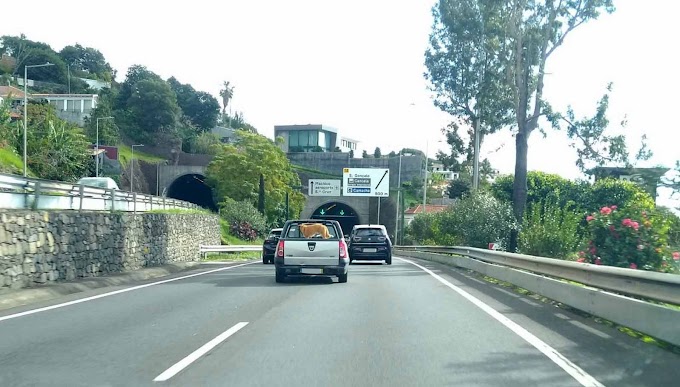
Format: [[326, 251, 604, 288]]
[[285, 222, 340, 239], [355, 228, 385, 237]]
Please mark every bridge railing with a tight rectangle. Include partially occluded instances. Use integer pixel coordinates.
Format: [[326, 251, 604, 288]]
[[394, 245, 680, 347], [0, 173, 199, 213]]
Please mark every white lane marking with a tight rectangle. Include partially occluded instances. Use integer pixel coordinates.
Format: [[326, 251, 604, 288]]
[[398, 257, 604, 387], [154, 322, 249, 382], [555, 313, 571, 320], [494, 287, 521, 298], [0, 262, 258, 323], [569, 320, 612, 339], [520, 298, 541, 307]]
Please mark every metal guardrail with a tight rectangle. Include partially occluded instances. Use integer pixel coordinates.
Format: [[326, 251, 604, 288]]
[[395, 246, 680, 347], [397, 246, 680, 305], [199, 245, 263, 259], [0, 173, 198, 213]]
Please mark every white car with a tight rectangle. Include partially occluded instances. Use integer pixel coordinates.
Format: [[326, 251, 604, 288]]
[[76, 177, 120, 190]]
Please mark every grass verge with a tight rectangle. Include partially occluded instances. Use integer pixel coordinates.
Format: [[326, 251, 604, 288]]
[[118, 144, 166, 167], [203, 251, 260, 262]]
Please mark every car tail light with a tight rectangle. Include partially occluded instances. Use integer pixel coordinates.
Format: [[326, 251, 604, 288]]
[[339, 240, 348, 259], [276, 240, 285, 257]]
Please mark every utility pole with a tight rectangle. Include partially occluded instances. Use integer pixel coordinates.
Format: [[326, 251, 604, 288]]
[[395, 153, 402, 244]]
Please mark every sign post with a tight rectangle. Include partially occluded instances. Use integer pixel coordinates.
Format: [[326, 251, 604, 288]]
[[342, 168, 390, 197], [308, 179, 341, 196]]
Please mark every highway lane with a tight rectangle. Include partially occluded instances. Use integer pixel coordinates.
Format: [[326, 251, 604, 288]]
[[0, 257, 677, 386]]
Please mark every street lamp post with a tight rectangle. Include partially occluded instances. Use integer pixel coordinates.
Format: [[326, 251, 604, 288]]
[[95, 116, 114, 177], [23, 62, 54, 177], [130, 144, 144, 192], [394, 153, 402, 244]]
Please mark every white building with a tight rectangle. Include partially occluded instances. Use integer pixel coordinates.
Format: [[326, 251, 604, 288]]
[[430, 161, 459, 181], [33, 93, 99, 126]]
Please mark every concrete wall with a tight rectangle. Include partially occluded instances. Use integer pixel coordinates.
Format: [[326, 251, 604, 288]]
[[0, 211, 220, 290]]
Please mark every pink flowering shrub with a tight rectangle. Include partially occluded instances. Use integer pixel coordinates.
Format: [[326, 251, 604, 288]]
[[582, 205, 678, 272]]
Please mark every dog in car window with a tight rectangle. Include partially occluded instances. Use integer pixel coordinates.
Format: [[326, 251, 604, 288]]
[[299, 223, 332, 239]]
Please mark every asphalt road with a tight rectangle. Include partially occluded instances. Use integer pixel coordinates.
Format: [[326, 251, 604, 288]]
[[0, 257, 678, 387]]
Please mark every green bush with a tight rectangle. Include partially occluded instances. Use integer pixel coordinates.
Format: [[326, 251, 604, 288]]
[[519, 199, 584, 259], [491, 171, 589, 209], [438, 191, 516, 249], [583, 205, 675, 271], [405, 212, 441, 244], [586, 178, 655, 213], [219, 197, 267, 238]]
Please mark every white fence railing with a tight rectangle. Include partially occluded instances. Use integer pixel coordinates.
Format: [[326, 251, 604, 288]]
[[395, 246, 680, 347], [0, 173, 198, 213]]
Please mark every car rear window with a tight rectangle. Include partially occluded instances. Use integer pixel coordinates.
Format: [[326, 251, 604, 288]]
[[285, 222, 339, 239], [355, 228, 384, 237]]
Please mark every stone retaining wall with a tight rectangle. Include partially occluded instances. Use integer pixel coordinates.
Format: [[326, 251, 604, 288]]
[[0, 211, 220, 290]]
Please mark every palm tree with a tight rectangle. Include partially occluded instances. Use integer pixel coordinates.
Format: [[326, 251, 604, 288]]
[[219, 81, 234, 115]]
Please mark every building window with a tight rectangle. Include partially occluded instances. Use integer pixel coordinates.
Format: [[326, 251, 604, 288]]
[[289, 131, 299, 146]]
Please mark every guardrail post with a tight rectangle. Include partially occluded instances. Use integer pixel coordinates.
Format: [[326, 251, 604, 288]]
[[78, 184, 84, 213], [109, 189, 115, 212], [133, 192, 137, 214], [32, 182, 41, 210]]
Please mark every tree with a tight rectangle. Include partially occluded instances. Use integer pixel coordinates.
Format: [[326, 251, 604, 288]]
[[126, 78, 180, 135], [0, 34, 52, 76], [374, 147, 382, 158], [362, 150, 369, 158], [59, 44, 114, 81], [447, 179, 471, 199], [219, 81, 234, 115], [20, 48, 68, 84], [206, 131, 304, 225], [168, 76, 220, 130], [425, 1, 515, 177], [116, 65, 163, 108], [388, 151, 397, 158], [427, 0, 627, 251], [258, 173, 266, 214], [84, 99, 120, 146]]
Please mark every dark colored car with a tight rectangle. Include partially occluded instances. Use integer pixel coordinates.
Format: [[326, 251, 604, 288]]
[[348, 224, 392, 265], [262, 228, 283, 264]]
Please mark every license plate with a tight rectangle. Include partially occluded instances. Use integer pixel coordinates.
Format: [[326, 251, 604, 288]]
[[301, 268, 323, 274], [363, 248, 377, 253]]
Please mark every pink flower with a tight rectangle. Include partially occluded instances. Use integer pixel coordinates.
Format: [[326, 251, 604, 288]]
[[577, 258, 586, 263], [611, 205, 617, 210], [586, 215, 595, 222], [622, 218, 632, 227], [629, 263, 638, 269], [600, 207, 612, 215], [673, 252, 680, 261], [595, 258, 602, 265], [631, 222, 639, 231]]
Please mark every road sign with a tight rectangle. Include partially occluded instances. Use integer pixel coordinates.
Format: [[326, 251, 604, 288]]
[[342, 168, 389, 197], [308, 179, 341, 196]]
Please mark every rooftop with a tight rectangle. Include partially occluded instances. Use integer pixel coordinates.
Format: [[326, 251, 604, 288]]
[[274, 124, 339, 134], [0, 86, 27, 99]]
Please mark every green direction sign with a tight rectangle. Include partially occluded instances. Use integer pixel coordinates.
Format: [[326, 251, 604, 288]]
[[319, 209, 326, 215], [339, 210, 345, 215]]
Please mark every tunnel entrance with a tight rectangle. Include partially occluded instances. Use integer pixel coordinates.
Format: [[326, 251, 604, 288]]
[[166, 174, 217, 211], [311, 202, 360, 236]]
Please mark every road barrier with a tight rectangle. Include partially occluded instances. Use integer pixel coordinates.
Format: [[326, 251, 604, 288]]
[[0, 173, 197, 213], [199, 245, 263, 259], [395, 246, 680, 347]]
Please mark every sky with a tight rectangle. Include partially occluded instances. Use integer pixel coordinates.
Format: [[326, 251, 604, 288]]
[[1, 0, 678, 206]]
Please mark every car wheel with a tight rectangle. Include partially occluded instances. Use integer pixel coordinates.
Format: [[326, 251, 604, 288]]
[[275, 269, 286, 283], [386, 255, 392, 265], [338, 272, 348, 283]]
